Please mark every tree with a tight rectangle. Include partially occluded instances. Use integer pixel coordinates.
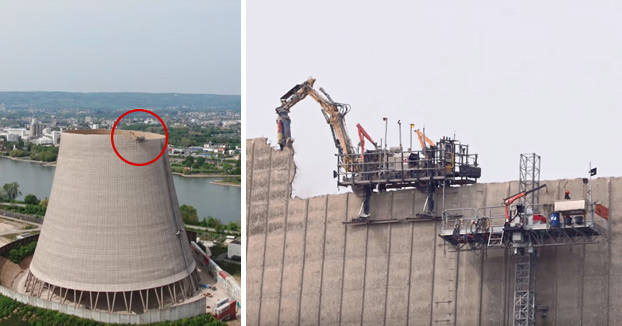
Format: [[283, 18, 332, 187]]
[[9, 149, 24, 157], [183, 156, 195, 167], [24, 194, 39, 205], [227, 221, 239, 231], [39, 198, 49, 208], [2, 182, 21, 201], [179, 204, 199, 225]]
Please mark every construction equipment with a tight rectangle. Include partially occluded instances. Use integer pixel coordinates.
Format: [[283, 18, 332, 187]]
[[414, 129, 435, 152], [356, 123, 377, 158], [503, 184, 548, 223], [275, 78, 375, 220], [438, 154, 609, 326], [276, 78, 354, 162], [275, 77, 481, 221]]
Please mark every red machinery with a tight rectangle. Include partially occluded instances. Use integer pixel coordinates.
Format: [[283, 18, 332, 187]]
[[503, 184, 547, 223]]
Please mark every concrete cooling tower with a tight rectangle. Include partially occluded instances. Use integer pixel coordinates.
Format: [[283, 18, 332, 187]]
[[25, 130, 200, 315]]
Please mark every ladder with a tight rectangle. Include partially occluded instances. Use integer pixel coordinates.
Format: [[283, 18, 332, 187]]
[[487, 228, 505, 247]]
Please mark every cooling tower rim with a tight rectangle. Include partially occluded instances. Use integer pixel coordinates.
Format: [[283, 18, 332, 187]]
[[29, 259, 197, 293], [63, 129, 164, 140]]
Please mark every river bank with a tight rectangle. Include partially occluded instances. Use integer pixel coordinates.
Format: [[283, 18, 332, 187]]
[[171, 172, 241, 179], [0, 155, 55, 167], [210, 180, 241, 187]]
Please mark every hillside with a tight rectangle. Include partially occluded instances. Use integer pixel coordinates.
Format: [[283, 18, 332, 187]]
[[0, 91, 240, 111]]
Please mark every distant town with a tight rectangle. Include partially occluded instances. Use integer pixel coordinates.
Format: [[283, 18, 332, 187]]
[[0, 94, 241, 182]]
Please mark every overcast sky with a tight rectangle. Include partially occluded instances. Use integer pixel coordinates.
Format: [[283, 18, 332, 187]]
[[247, 1, 622, 198], [0, 0, 240, 95]]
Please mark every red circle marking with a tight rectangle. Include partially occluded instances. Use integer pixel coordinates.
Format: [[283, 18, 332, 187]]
[[111, 109, 168, 166]]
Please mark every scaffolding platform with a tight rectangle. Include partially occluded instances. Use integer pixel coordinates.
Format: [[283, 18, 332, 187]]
[[438, 204, 608, 251], [440, 222, 607, 250], [334, 141, 480, 191]]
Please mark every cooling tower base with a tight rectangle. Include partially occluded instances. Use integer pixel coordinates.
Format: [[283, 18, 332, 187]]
[[23, 269, 201, 314]]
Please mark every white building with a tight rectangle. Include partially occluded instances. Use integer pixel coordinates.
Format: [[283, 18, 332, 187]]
[[227, 238, 241, 259], [33, 137, 53, 146]]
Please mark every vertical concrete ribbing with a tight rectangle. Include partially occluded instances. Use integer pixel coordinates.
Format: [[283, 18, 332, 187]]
[[580, 178, 609, 325], [316, 196, 329, 325], [339, 192, 369, 326], [247, 140, 620, 326], [295, 199, 310, 326], [276, 152, 295, 326], [608, 178, 622, 325], [406, 190, 436, 326], [455, 184, 485, 326], [245, 139, 255, 255], [479, 182, 510, 326], [256, 149, 272, 326], [385, 190, 416, 326], [319, 194, 348, 325], [298, 196, 328, 325], [260, 147, 295, 324], [361, 224, 390, 326], [278, 198, 307, 326], [382, 224, 393, 326], [337, 193, 352, 325], [430, 186, 460, 326], [246, 140, 272, 325]]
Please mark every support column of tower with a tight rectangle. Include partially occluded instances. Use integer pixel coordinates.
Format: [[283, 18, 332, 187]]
[[512, 153, 541, 326], [513, 252, 536, 326]]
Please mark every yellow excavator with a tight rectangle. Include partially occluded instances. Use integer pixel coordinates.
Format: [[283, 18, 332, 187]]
[[276, 78, 374, 220], [276, 78, 356, 167]]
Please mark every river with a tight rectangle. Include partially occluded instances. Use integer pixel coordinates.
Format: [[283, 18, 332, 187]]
[[0, 158, 241, 224]]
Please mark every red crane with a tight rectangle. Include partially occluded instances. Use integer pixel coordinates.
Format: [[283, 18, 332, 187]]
[[503, 184, 547, 223], [356, 123, 377, 158]]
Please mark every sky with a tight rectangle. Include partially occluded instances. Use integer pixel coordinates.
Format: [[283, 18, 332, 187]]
[[0, 0, 240, 95], [247, 0, 622, 198]]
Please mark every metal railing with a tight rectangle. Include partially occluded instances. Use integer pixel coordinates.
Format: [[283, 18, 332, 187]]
[[335, 142, 480, 188]]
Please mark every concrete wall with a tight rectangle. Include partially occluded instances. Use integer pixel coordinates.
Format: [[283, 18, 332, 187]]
[[0, 210, 43, 224], [246, 138, 618, 326]]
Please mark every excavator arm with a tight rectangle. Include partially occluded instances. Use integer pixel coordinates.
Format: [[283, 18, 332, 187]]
[[275, 77, 356, 170]]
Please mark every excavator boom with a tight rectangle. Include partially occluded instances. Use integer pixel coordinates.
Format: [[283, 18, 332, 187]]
[[275, 78, 355, 168]]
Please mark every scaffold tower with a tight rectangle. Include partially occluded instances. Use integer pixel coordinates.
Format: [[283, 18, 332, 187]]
[[514, 254, 536, 326], [519, 153, 541, 207], [438, 153, 608, 326], [513, 153, 540, 326]]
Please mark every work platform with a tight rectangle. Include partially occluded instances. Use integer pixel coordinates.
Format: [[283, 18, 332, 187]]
[[334, 139, 480, 191], [438, 203, 608, 251]]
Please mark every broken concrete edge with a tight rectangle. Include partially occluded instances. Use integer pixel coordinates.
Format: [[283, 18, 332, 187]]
[[246, 137, 616, 205]]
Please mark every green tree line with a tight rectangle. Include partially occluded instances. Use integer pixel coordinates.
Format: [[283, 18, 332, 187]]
[[3, 241, 37, 264], [179, 204, 239, 233]]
